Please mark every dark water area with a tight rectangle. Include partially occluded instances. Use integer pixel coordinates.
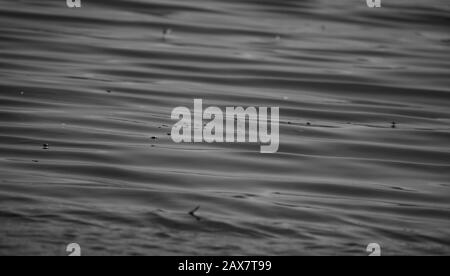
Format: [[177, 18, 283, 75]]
[[0, 0, 449, 255]]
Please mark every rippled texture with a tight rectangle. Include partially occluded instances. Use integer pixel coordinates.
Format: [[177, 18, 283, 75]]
[[0, 0, 449, 255]]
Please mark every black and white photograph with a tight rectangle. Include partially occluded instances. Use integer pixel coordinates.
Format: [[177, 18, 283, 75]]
[[0, 0, 449, 258]]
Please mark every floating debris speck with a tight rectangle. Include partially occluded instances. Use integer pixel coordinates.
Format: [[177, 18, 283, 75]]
[[162, 28, 172, 40], [189, 206, 201, 221]]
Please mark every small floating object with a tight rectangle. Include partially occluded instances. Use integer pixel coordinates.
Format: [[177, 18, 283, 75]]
[[391, 121, 397, 128], [150, 136, 157, 140], [167, 133, 171, 136], [189, 206, 200, 215], [42, 144, 49, 150], [189, 206, 201, 221], [32, 160, 39, 163], [306, 122, 311, 126], [20, 91, 24, 95], [106, 90, 112, 93], [162, 28, 172, 40]]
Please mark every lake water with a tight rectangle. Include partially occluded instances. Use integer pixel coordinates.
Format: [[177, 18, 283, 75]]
[[0, 0, 449, 255]]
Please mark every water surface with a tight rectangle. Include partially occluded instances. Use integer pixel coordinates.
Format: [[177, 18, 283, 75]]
[[0, 0, 449, 255]]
